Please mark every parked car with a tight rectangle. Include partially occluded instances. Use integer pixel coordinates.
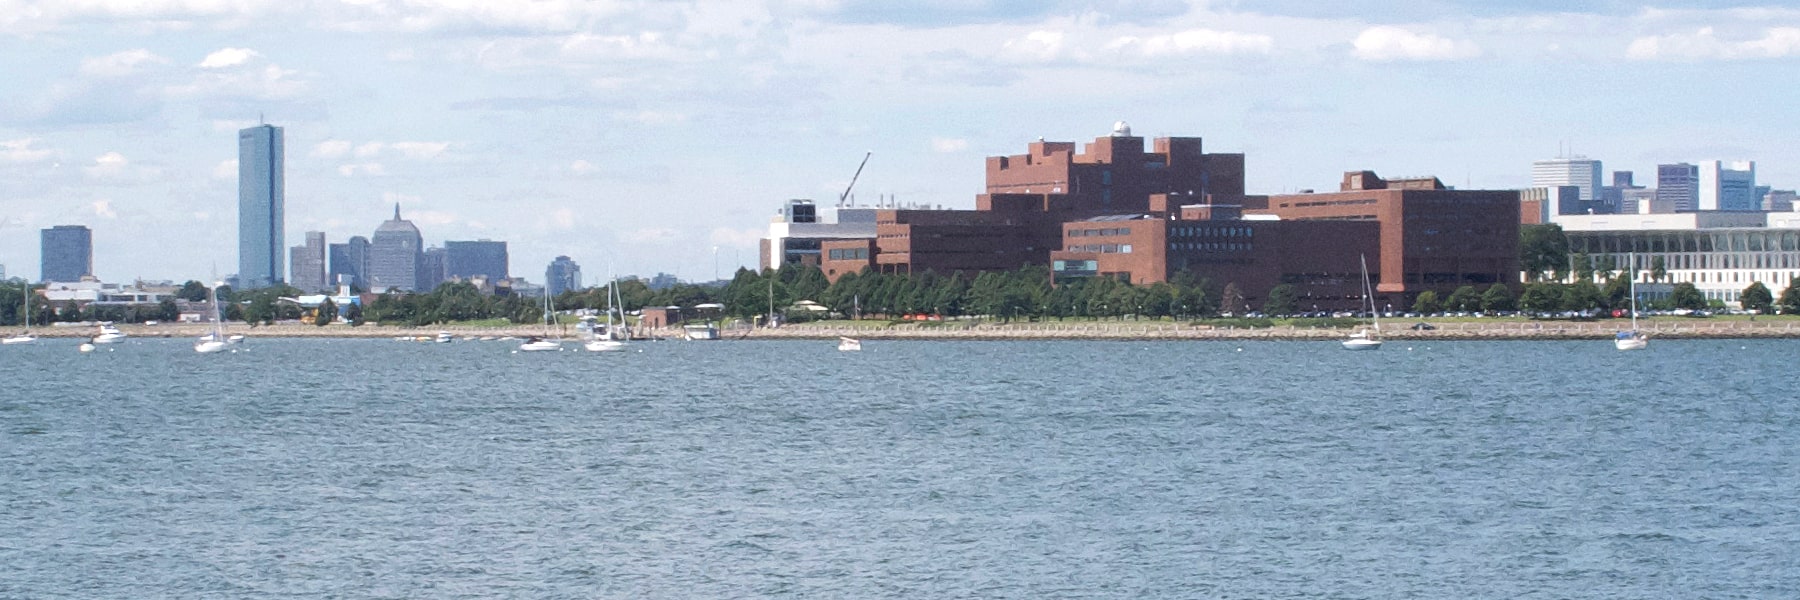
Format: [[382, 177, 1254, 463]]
[[1410, 322, 1437, 331]]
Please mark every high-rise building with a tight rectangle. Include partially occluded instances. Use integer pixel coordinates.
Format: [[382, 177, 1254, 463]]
[[329, 235, 371, 290], [238, 124, 285, 288], [288, 231, 328, 293], [370, 204, 423, 292], [1698, 160, 1757, 211], [546, 256, 582, 297], [445, 240, 509, 281], [1602, 170, 1645, 215], [1765, 189, 1796, 212], [420, 246, 447, 292], [1531, 157, 1603, 204], [40, 225, 92, 282], [1657, 163, 1699, 212]]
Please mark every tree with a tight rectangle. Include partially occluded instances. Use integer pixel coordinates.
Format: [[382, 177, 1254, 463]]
[[1650, 256, 1668, 283], [1519, 224, 1569, 282], [157, 298, 179, 322], [1740, 281, 1774, 314], [1669, 282, 1706, 310], [1520, 283, 1563, 315], [176, 280, 209, 302], [1262, 284, 1298, 316], [1412, 290, 1441, 315], [1445, 285, 1480, 313], [1561, 281, 1602, 313], [345, 302, 365, 326], [1780, 278, 1800, 315], [1571, 253, 1595, 283], [314, 298, 337, 326], [1480, 284, 1516, 314], [1221, 282, 1247, 315]]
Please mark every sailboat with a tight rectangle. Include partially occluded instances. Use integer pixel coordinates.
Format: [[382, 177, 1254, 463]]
[[93, 322, 128, 344], [1615, 253, 1649, 351], [585, 278, 626, 353], [837, 336, 861, 352], [1342, 253, 1383, 350], [519, 290, 562, 352], [3, 281, 36, 345], [195, 282, 229, 354]]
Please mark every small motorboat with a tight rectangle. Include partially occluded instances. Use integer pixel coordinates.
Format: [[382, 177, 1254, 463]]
[[838, 337, 862, 352]]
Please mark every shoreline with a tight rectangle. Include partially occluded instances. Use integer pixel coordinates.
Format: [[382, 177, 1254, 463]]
[[8, 319, 1800, 341]]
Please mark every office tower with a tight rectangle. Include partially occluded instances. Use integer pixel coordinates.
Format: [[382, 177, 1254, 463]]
[[420, 246, 446, 292], [288, 231, 327, 292], [546, 256, 582, 297], [238, 124, 285, 288], [1531, 157, 1602, 204], [40, 225, 92, 282], [1698, 160, 1757, 211], [329, 235, 371, 290], [1603, 170, 1643, 214], [445, 240, 509, 281], [1657, 163, 1699, 212], [370, 204, 423, 292]]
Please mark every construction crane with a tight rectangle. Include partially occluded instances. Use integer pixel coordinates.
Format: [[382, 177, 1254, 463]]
[[838, 151, 872, 207]]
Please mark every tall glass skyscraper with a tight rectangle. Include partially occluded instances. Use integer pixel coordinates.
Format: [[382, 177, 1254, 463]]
[[445, 240, 510, 281], [546, 256, 582, 297], [238, 124, 285, 288], [370, 205, 423, 292], [329, 235, 371, 290], [40, 225, 93, 282]]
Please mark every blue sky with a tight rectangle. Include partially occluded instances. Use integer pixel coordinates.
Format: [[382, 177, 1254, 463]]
[[2, 1, 1798, 284]]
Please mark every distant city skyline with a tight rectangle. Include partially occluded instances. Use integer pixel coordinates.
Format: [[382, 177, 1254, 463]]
[[5, 2, 1800, 283]]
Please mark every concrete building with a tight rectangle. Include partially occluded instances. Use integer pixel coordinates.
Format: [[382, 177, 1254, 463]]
[[1698, 160, 1758, 211], [1532, 157, 1604, 205], [288, 231, 328, 293], [1764, 189, 1796, 213], [1657, 163, 1700, 212], [445, 240, 509, 281], [40, 225, 92, 282], [329, 235, 371, 290], [761, 200, 879, 271], [546, 255, 582, 297], [1251, 171, 1520, 302], [370, 204, 423, 292], [1558, 211, 1800, 306], [1519, 186, 1582, 224], [238, 124, 284, 288], [420, 246, 447, 292]]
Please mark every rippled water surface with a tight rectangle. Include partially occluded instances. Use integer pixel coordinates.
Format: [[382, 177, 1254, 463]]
[[3, 337, 1797, 598]]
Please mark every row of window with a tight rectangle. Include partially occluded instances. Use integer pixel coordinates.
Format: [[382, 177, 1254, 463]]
[[1171, 226, 1254, 239], [1069, 227, 1132, 237], [1169, 242, 1253, 252], [1064, 244, 1133, 254], [1572, 232, 1800, 253], [1278, 198, 1379, 209], [1588, 252, 1800, 271], [827, 248, 871, 261]]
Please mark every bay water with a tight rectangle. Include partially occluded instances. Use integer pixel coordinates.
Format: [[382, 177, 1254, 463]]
[[2, 338, 1796, 598]]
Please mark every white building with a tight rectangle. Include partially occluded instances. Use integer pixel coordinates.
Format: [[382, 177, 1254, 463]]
[[1698, 160, 1758, 211], [761, 199, 878, 271], [1558, 211, 1800, 306], [1532, 157, 1603, 204]]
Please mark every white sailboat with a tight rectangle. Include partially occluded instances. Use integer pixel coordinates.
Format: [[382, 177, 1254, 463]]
[[93, 322, 128, 344], [585, 278, 627, 353], [519, 291, 562, 352], [1615, 253, 1649, 351], [3, 281, 36, 345], [195, 282, 228, 354], [1342, 253, 1383, 350], [837, 336, 861, 352]]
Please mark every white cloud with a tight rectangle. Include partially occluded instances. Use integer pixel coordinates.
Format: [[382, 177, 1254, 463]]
[[616, 110, 686, 125], [213, 159, 238, 179], [930, 137, 968, 153], [83, 151, 160, 180], [312, 140, 352, 158], [90, 200, 118, 219], [1108, 29, 1274, 57], [337, 162, 388, 176], [625, 227, 683, 243], [1000, 30, 1066, 63], [1627, 27, 1800, 61], [389, 141, 450, 159], [354, 142, 385, 157], [80, 49, 169, 77], [569, 159, 599, 175], [408, 209, 459, 226], [0, 138, 56, 163], [1352, 26, 1481, 61], [708, 226, 763, 248], [543, 208, 582, 232], [199, 47, 260, 69]]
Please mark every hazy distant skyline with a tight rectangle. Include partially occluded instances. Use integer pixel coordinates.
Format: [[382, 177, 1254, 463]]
[[3, 1, 1798, 283]]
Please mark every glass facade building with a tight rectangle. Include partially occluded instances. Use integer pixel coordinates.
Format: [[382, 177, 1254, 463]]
[[370, 205, 423, 292], [445, 240, 509, 281], [40, 225, 92, 282], [546, 256, 582, 297], [329, 235, 371, 290], [238, 124, 285, 288]]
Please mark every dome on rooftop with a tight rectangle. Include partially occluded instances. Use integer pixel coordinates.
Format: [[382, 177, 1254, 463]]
[[1111, 121, 1131, 137]]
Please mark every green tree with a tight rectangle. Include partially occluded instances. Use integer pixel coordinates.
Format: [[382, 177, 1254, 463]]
[[1561, 281, 1602, 313], [1779, 278, 1800, 315], [1740, 281, 1774, 314], [1480, 283, 1516, 314], [1221, 282, 1247, 315], [1650, 256, 1668, 283], [1445, 285, 1480, 313], [1520, 283, 1563, 315], [1412, 290, 1441, 315], [1262, 284, 1298, 316], [157, 298, 179, 322], [176, 280, 209, 302], [1571, 252, 1594, 282], [1600, 276, 1631, 311], [345, 302, 365, 326], [1669, 282, 1706, 310], [1519, 224, 1569, 282], [314, 298, 337, 326]]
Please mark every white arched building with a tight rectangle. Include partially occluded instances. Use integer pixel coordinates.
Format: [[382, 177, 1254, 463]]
[[1558, 210, 1800, 306]]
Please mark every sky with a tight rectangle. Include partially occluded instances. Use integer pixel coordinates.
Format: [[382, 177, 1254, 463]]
[[2, 0, 1799, 284]]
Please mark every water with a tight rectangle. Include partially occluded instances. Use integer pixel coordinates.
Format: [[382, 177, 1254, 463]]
[[3, 338, 1796, 598]]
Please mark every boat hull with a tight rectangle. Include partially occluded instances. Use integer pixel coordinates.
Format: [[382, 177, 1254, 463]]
[[584, 340, 625, 352], [2, 336, 35, 345], [1341, 338, 1383, 350], [519, 341, 562, 352], [1614, 337, 1648, 351], [194, 341, 228, 354]]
